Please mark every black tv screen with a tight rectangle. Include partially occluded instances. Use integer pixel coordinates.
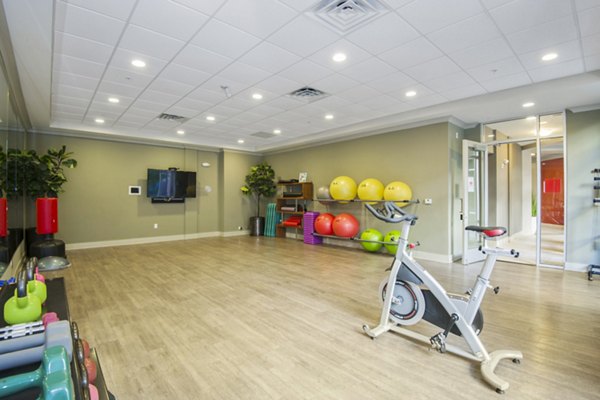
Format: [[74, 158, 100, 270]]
[[147, 169, 196, 199]]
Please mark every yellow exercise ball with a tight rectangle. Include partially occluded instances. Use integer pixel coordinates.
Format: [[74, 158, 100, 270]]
[[384, 181, 412, 206], [357, 178, 384, 204], [330, 176, 357, 202]]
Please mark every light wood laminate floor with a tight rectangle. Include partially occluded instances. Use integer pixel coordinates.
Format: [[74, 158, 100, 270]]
[[46, 237, 600, 399]]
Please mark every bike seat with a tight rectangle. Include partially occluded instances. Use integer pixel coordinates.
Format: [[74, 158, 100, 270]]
[[465, 226, 507, 238]]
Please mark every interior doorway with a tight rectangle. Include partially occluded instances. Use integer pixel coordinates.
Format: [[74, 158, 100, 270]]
[[480, 113, 565, 268]]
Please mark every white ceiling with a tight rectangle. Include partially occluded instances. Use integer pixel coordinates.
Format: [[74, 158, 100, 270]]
[[3, 0, 600, 153]]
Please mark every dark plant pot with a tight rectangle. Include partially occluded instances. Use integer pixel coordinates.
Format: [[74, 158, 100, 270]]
[[249, 216, 265, 236]]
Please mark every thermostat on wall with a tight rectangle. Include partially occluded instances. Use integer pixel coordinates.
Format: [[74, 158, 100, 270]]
[[129, 186, 141, 195]]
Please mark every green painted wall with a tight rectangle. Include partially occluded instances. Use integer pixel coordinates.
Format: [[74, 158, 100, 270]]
[[565, 109, 600, 268], [265, 122, 454, 259], [26, 134, 254, 244]]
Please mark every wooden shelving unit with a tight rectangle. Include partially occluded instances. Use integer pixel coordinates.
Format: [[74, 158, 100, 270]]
[[276, 182, 313, 238]]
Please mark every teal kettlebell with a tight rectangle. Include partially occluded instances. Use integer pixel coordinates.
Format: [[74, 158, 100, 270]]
[[4, 270, 42, 325], [26, 259, 47, 304]]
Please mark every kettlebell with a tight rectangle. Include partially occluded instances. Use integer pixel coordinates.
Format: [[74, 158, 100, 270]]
[[26, 259, 47, 304], [4, 270, 42, 325]]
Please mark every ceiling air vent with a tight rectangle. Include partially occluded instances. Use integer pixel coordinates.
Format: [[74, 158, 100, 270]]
[[309, 0, 391, 34], [287, 86, 329, 103], [157, 113, 188, 122]]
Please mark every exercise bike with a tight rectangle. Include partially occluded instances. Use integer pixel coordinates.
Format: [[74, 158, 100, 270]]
[[362, 202, 522, 394]]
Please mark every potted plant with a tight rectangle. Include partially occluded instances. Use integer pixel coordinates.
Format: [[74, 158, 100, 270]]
[[241, 162, 276, 236]]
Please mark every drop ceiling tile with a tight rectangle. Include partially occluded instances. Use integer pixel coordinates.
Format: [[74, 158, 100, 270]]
[[131, 0, 209, 41], [173, 44, 233, 75], [336, 85, 382, 103], [368, 71, 417, 94], [489, 0, 573, 35], [218, 62, 272, 86], [97, 80, 144, 98], [403, 56, 461, 82], [94, 92, 135, 108], [51, 112, 83, 122], [424, 70, 479, 93], [383, 0, 414, 8], [252, 75, 302, 95], [170, 99, 211, 115], [187, 84, 231, 103], [478, 71, 531, 92], [158, 63, 211, 87], [278, 59, 333, 85], [387, 83, 434, 101], [55, 2, 125, 46], [103, 66, 154, 88], [338, 58, 397, 84], [191, 19, 261, 60], [427, 13, 501, 54], [311, 73, 359, 93], [163, 105, 202, 118], [146, 78, 194, 97], [86, 107, 122, 120], [130, 99, 168, 113], [449, 38, 514, 70], [585, 53, 600, 69], [137, 89, 181, 105], [52, 103, 87, 115], [403, 93, 448, 108], [53, 71, 99, 91], [170, 0, 228, 15], [267, 14, 339, 58], [309, 39, 374, 71], [575, 0, 600, 10], [65, 0, 134, 21], [518, 40, 582, 70], [467, 57, 526, 82], [345, 12, 420, 55], [54, 32, 114, 65], [119, 25, 186, 62], [53, 55, 105, 79], [125, 106, 163, 118], [54, 84, 94, 100], [578, 6, 600, 36], [528, 59, 585, 82], [396, 0, 483, 34], [582, 32, 600, 56], [440, 83, 486, 100], [52, 94, 88, 108], [506, 16, 578, 54], [110, 48, 169, 76], [113, 120, 145, 129], [238, 41, 301, 74], [214, 0, 297, 39], [356, 94, 405, 111], [480, 0, 514, 8], [379, 37, 443, 70]]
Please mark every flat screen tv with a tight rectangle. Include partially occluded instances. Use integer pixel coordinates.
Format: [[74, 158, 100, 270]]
[[147, 169, 196, 201]]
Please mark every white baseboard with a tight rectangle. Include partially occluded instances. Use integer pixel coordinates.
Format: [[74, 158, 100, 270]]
[[565, 262, 591, 272], [222, 230, 249, 237], [67, 231, 231, 250]]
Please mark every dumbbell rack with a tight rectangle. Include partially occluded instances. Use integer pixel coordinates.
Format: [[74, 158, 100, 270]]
[[0, 278, 112, 400]]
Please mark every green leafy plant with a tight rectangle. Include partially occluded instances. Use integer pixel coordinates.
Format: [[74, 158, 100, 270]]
[[7, 146, 77, 198], [241, 162, 276, 217]]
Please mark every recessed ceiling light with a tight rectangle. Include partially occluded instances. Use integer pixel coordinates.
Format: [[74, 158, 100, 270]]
[[206, 116, 215, 121], [541, 52, 558, 61], [487, 134, 495, 138], [526, 116, 536, 121], [94, 118, 105, 124], [177, 130, 185, 135], [522, 102, 535, 108], [273, 129, 281, 134], [332, 52, 347, 62], [108, 97, 119, 103], [237, 139, 244, 144], [405, 90, 417, 97], [131, 59, 146, 68], [252, 93, 263, 100], [325, 114, 334, 120]]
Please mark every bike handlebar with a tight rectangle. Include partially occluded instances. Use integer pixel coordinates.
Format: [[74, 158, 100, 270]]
[[364, 202, 418, 224]]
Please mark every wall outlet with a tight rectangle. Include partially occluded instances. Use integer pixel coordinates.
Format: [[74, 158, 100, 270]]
[[424, 198, 433, 205], [153, 223, 158, 229], [238, 226, 244, 230]]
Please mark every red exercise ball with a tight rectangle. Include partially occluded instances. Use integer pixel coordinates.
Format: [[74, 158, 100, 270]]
[[332, 213, 360, 238], [314, 213, 335, 235]]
